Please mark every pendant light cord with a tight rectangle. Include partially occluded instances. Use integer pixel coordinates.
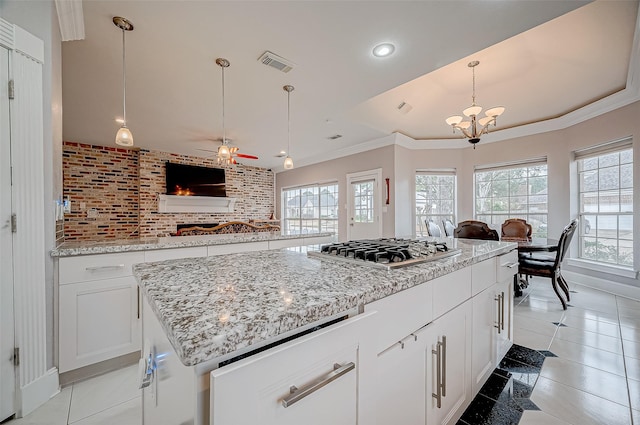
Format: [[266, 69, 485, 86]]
[[122, 28, 127, 126], [471, 63, 476, 107], [287, 89, 291, 156], [222, 64, 226, 145]]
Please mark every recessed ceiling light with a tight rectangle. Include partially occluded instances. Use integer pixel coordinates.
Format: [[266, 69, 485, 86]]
[[373, 43, 395, 57]]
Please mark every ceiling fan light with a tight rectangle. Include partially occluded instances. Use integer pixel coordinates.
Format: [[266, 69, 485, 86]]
[[445, 115, 463, 126], [463, 105, 482, 117], [485, 106, 505, 118], [115, 126, 133, 146], [218, 144, 230, 159], [283, 155, 294, 170]]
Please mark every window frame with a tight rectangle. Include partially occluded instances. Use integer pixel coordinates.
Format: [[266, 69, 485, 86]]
[[473, 158, 548, 237], [574, 139, 633, 268], [415, 170, 457, 237], [281, 182, 339, 237]]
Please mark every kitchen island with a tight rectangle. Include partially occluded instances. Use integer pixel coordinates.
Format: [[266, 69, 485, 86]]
[[51, 232, 332, 377], [134, 238, 518, 425]]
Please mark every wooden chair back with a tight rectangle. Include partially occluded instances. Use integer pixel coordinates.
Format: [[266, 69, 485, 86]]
[[501, 218, 533, 241], [453, 220, 499, 241]]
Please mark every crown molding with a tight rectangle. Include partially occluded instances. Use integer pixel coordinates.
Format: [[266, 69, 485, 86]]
[[55, 0, 85, 41]]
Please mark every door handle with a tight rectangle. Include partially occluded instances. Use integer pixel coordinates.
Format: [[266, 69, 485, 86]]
[[85, 264, 125, 271], [282, 362, 355, 408], [494, 294, 502, 334], [432, 335, 446, 408], [501, 291, 505, 331]]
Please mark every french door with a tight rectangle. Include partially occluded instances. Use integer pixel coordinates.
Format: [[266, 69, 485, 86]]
[[347, 169, 382, 240], [0, 44, 16, 422]]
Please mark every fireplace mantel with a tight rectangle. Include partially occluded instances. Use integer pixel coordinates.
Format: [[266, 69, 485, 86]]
[[158, 195, 236, 213]]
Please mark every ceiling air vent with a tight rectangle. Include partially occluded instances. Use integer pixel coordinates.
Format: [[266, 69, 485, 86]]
[[258, 51, 294, 73], [328, 134, 343, 140], [397, 101, 413, 114]]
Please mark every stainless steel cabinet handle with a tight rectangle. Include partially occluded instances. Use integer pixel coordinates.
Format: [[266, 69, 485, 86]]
[[85, 264, 125, 271], [501, 291, 505, 331], [137, 286, 141, 319], [442, 335, 447, 398], [282, 362, 355, 408], [493, 292, 504, 333], [432, 340, 442, 408]]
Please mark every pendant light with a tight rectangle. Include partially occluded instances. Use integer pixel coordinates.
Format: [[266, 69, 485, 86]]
[[113, 17, 134, 147], [216, 58, 231, 162], [283, 85, 294, 170]]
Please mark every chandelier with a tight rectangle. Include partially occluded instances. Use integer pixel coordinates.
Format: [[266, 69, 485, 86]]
[[445, 61, 505, 148]]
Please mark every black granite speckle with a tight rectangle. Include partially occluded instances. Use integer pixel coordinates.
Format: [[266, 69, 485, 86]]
[[504, 344, 546, 368], [459, 394, 523, 425], [538, 350, 557, 358]]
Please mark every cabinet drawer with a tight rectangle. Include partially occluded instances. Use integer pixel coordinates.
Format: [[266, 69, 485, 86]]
[[207, 241, 269, 256], [432, 267, 472, 319], [365, 282, 433, 353], [496, 250, 519, 282], [471, 258, 497, 296], [144, 246, 207, 262], [59, 252, 145, 285], [210, 313, 372, 425]]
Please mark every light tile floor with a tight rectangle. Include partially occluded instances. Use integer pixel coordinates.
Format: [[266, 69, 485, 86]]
[[4, 277, 640, 425]]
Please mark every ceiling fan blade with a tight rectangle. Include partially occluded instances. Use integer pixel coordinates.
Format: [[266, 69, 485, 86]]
[[235, 153, 259, 160], [196, 148, 218, 153]]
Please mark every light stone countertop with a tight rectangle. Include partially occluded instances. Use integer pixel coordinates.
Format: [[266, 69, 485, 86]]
[[50, 232, 333, 257], [132, 238, 517, 367]]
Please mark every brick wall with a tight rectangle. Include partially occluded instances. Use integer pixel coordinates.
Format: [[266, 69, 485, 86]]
[[62, 142, 274, 241], [138, 149, 274, 238], [63, 142, 140, 240]]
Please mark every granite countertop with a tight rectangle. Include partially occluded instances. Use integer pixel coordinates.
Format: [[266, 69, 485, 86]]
[[132, 238, 517, 367], [50, 232, 333, 257]]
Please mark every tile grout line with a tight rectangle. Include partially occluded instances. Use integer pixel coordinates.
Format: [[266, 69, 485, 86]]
[[615, 295, 636, 425], [65, 384, 73, 425]]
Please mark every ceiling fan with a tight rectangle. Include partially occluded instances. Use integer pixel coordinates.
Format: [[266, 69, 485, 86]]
[[196, 138, 259, 165]]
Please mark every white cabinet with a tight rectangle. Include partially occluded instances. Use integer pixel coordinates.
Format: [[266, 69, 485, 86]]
[[426, 300, 472, 425], [58, 253, 144, 373], [144, 246, 207, 262], [495, 275, 513, 361], [209, 313, 374, 425]]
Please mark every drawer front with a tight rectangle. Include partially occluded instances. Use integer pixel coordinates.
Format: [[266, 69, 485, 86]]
[[59, 252, 145, 285], [207, 241, 269, 256], [471, 258, 497, 296], [432, 267, 472, 319], [210, 313, 372, 425], [144, 246, 207, 262], [365, 282, 433, 353], [496, 249, 519, 282]]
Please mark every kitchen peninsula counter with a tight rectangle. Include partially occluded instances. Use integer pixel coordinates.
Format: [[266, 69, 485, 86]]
[[133, 238, 517, 367], [50, 231, 333, 257]]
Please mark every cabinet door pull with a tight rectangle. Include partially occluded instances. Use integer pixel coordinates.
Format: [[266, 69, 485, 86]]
[[441, 335, 447, 398], [282, 362, 355, 408], [494, 294, 502, 334], [137, 286, 141, 319], [85, 264, 125, 271], [503, 262, 519, 269], [501, 291, 505, 331], [432, 339, 443, 408]]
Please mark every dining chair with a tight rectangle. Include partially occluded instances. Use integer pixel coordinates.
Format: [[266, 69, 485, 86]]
[[501, 218, 532, 241], [425, 220, 442, 237], [518, 219, 578, 310], [442, 219, 455, 237], [453, 220, 499, 241]]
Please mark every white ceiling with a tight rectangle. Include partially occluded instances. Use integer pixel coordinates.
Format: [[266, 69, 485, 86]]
[[61, 0, 639, 170]]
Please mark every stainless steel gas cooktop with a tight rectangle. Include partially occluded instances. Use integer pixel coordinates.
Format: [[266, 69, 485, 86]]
[[307, 238, 462, 270]]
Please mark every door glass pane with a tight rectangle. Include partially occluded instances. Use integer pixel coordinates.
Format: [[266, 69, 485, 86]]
[[353, 180, 374, 223]]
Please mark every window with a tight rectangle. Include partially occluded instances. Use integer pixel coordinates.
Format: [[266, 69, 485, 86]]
[[474, 159, 548, 237], [415, 172, 456, 237], [576, 141, 633, 267], [282, 183, 339, 237]]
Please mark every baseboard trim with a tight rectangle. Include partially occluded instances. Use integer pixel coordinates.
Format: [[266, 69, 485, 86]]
[[18, 368, 59, 417], [564, 270, 640, 301], [59, 351, 140, 387]]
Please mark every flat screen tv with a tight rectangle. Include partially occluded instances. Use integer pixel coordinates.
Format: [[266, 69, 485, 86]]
[[165, 162, 226, 197]]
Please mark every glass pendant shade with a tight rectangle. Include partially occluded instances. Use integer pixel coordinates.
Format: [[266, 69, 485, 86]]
[[463, 105, 482, 117], [478, 116, 494, 127], [115, 126, 133, 146], [283, 155, 294, 170], [458, 121, 471, 129], [445, 115, 463, 126], [485, 106, 505, 118]]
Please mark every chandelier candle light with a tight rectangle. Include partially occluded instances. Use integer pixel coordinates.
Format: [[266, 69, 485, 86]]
[[113, 17, 134, 146], [283, 85, 294, 170], [445, 61, 505, 149]]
